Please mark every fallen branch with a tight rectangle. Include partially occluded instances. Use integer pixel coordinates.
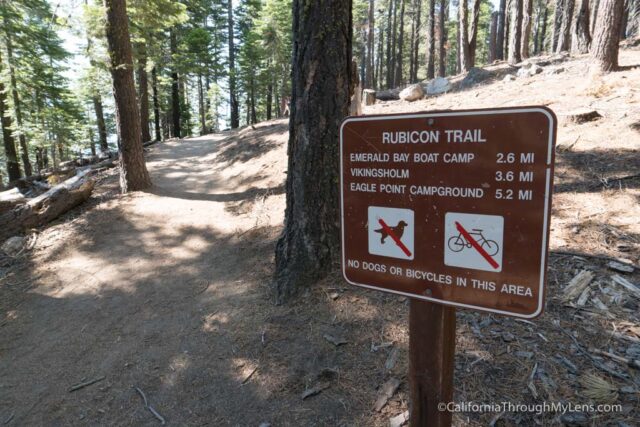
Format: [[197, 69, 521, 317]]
[[134, 387, 166, 425], [591, 173, 640, 189], [551, 250, 638, 269], [68, 376, 105, 392], [591, 349, 640, 370]]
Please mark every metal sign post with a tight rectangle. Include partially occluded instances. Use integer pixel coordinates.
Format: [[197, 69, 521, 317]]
[[339, 107, 557, 426]]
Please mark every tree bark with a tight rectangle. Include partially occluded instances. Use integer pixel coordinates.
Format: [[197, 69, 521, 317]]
[[590, 0, 625, 72], [367, 0, 375, 87], [468, 0, 482, 65], [228, 1, 239, 129], [103, 0, 152, 192], [273, 0, 352, 302], [0, 50, 21, 182], [590, 0, 600, 34], [152, 67, 161, 141], [170, 30, 181, 138], [521, 0, 533, 57], [508, 0, 523, 63], [556, 0, 576, 51], [438, 0, 448, 76], [386, 0, 394, 88], [377, 20, 384, 88], [572, 0, 592, 53], [413, 0, 422, 82], [497, 0, 507, 59], [553, 0, 566, 50], [489, 11, 499, 61], [459, 0, 471, 71], [198, 73, 206, 134], [5, 31, 32, 177], [427, 0, 436, 78], [539, 1, 550, 51]]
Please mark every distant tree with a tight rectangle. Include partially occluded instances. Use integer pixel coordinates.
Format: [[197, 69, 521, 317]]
[[591, 0, 625, 71], [103, 0, 152, 192], [228, 0, 239, 129], [556, 0, 575, 51], [427, 0, 436, 78], [572, 0, 592, 53], [0, 49, 20, 181], [273, 0, 352, 301], [366, 0, 375, 87], [521, 0, 533, 57], [509, 0, 523, 63], [459, 0, 482, 71], [489, 11, 498, 61], [496, 0, 507, 59], [395, 0, 406, 85], [438, 0, 448, 75]]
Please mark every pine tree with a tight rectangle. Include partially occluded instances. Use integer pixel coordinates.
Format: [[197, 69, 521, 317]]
[[591, 0, 625, 72]]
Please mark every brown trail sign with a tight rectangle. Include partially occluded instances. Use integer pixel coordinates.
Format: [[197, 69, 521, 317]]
[[340, 107, 557, 425]]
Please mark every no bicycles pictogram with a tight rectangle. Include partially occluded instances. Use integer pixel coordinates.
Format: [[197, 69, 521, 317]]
[[444, 213, 504, 272]]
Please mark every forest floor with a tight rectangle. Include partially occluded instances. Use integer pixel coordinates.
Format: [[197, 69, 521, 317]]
[[1, 47, 640, 426]]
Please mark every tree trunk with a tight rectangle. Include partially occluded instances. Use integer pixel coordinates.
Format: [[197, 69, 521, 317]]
[[267, 79, 273, 120], [497, 0, 507, 59], [395, 0, 406, 85], [619, 0, 628, 38], [413, 0, 422, 82], [152, 66, 161, 141], [409, 8, 416, 81], [553, 0, 566, 50], [556, 0, 575, 51], [377, 21, 385, 88], [391, 0, 399, 86], [590, 0, 600, 34], [250, 75, 257, 125], [590, 0, 625, 72], [539, 2, 550, 51], [386, 0, 394, 88], [367, 0, 375, 87], [136, 44, 151, 144], [508, 0, 523, 63], [572, 0, 592, 53], [427, 0, 436, 78], [438, 0, 448, 76], [5, 31, 32, 177], [468, 0, 482, 65], [228, 1, 239, 129], [170, 31, 181, 138], [459, 0, 471, 71], [198, 73, 206, 135], [505, 0, 511, 58], [489, 11, 499, 61], [103, 0, 152, 192], [521, 0, 533, 57], [0, 50, 21, 182], [273, 0, 352, 302]]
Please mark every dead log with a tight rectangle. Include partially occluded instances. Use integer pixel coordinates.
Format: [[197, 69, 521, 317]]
[[376, 89, 401, 101], [0, 188, 27, 213], [561, 109, 602, 124], [0, 169, 95, 240]]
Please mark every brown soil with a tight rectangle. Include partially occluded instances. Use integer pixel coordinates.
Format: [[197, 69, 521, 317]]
[[1, 48, 639, 426]]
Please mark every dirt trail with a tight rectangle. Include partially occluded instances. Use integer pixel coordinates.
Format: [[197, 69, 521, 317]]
[[1, 49, 640, 426]]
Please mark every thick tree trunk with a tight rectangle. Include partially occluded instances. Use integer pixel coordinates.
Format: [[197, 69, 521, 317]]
[[366, 0, 375, 87], [0, 51, 20, 182], [5, 32, 32, 177], [590, 0, 600, 34], [522, 0, 533, 57], [572, 0, 592, 53], [556, 0, 575, 52], [508, 0, 524, 63], [152, 67, 161, 141], [170, 30, 181, 138], [590, 0, 625, 72], [497, 0, 507, 59], [136, 44, 151, 144], [103, 0, 152, 192], [468, 0, 482, 65], [273, 0, 352, 302], [438, 0, 448, 76], [489, 11, 499, 61], [427, 0, 436, 78], [619, 0, 628, 38], [395, 0, 406, 85], [228, 1, 239, 129]]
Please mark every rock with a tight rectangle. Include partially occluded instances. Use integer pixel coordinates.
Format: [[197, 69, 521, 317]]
[[562, 109, 602, 124], [323, 333, 348, 346], [399, 84, 424, 102], [425, 76, 451, 95], [461, 67, 492, 87], [502, 332, 516, 342], [517, 62, 543, 78], [1, 236, 25, 256], [503, 74, 516, 82]]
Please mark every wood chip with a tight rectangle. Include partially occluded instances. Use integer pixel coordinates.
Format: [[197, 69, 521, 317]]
[[323, 334, 348, 346], [563, 270, 594, 302], [374, 377, 401, 412], [608, 261, 634, 274], [576, 287, 591, 306], [385, 347, 399, 371], [612, 275, 640, 298], [371, 341, 394, 352], [389, 410, 409, 427], [301, 382, 330, 400]]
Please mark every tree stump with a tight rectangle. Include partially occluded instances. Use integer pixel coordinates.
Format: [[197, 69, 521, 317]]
[[363, 89, 376, 106]]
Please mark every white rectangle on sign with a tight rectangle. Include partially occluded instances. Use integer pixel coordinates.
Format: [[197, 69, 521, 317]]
[[444, 212, 504, 272], [368, 206, 414, 260]]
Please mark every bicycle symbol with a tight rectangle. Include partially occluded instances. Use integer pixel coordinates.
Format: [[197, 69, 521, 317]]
[[447, 228, 500, 256]]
